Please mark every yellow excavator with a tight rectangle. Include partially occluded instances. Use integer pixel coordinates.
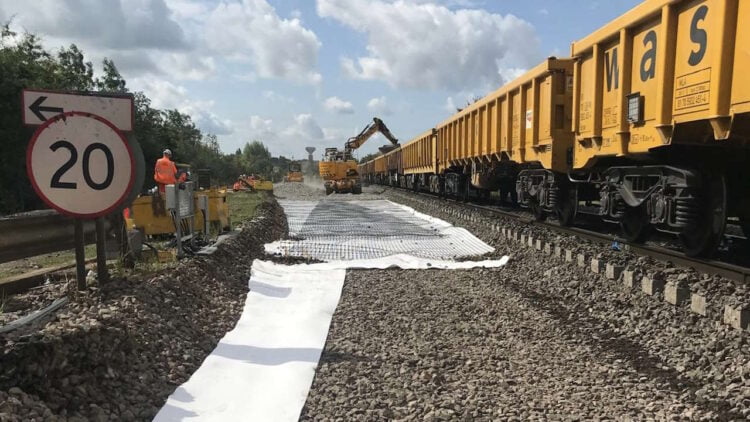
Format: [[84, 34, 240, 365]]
[[320, 117, 399, 195]]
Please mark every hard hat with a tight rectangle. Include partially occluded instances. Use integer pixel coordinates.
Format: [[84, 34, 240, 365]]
[[163, 149, 172, 156]]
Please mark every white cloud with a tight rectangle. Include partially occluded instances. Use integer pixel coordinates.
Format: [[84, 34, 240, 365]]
[[227, 113, 342, 157], [158, 54, 217, 80], [323, 96, 355, 114], [367, 96, 392, 115], [205, 0, 322, 84], [322, 127, 347, 142], [165, 0, 211, 21], [283, 114, 325, 140], [1, 0, 323, 86], [539, 8, 549, 15], [444, 96, 458, 112], [262, 90, 295, 103], [132, 78, 233, 135], [247, 115, 277, 141], [318, 0, 541, 90], [0, 0, 223, 85], [1, 0, 187, 51], [194, 113, 234, 135]]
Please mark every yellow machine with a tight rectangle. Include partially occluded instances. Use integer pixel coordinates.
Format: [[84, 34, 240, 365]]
[[320, 117, 399, 195], [248, 174, 274, 191], [126, 187, 231, 236], [284, 162, 304, 183], [233, 174, 273, 192], [320, 156, 359, 195]]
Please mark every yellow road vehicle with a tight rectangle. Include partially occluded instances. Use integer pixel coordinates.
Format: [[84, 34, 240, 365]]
[[284, 162, 304, 183]]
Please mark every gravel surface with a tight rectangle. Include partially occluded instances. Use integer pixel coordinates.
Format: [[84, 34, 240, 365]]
[[0, 195, 287, 421], [383, 187, 750, 307], [274, 181, 384, 201], [302, 269, 743, 420], [300, 187, 750, 420]]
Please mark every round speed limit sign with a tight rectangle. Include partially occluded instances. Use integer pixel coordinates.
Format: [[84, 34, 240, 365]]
[[26, 111, 135, 218]]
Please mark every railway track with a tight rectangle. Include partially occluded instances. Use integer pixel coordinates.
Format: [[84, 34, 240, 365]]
[[385, 186, 750, 285]]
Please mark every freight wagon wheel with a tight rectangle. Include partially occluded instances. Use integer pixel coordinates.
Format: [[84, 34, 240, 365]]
[[679, 174, 727, 258], [482, 190, 491, 204], [555, 186, 577, 227], [620, 205, 651, 243], [529, 199, 547, 222], [741, 216, 750, 239]]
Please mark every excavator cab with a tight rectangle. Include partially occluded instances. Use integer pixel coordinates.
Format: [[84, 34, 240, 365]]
[[285, 162, 304, 183]]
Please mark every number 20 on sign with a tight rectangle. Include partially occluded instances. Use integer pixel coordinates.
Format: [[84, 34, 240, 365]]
[[26, 111, 135, 219]]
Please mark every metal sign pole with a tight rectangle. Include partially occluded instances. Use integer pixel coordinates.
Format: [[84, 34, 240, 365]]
[[74, 220, 87, 290], [95, 217, 109, 283]]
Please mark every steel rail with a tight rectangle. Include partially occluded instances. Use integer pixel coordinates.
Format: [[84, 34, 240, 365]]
[[388, 187, 750, 285]]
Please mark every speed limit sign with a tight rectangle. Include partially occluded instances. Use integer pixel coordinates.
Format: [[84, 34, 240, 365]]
[[26, 111, 135, 218]]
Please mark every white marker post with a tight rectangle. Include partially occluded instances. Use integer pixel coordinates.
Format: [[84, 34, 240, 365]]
[[25, 94, 135, 288]]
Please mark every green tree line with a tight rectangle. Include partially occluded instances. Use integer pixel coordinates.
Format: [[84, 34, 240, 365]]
[[0, 25, 275, 215]]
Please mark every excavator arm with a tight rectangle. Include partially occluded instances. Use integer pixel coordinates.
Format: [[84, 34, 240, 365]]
[[344, 117, 399, 153]]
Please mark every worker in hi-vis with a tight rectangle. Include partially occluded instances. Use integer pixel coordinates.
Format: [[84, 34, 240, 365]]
[[154, 149, 178, 193]]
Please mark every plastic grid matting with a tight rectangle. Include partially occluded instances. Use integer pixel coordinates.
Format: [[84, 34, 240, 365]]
[[268, 200, 494, 261]]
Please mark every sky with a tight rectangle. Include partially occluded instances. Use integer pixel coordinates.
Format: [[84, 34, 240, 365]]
[[0, 0, 643, 160]]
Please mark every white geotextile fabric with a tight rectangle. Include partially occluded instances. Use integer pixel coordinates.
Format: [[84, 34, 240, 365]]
[[156, 201, 508, 421], [155, 257, 508, 421], [153, 261, 346, 422], [266, 200, 495, 260]]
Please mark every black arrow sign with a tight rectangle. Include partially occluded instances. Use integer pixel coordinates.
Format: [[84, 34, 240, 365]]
[[29, 96, 64, 121]]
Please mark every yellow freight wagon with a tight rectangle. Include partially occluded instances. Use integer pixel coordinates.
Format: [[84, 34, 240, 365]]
[[401, 129, 437, 190], [383, 147, 402, 187], [432, 57, 574, 203], [564, 0, 750, 257], [357, 154, 388, 185], [362, 0, 749, 258], [357, 160, 374, 184], [437, 58, 574, 173], [571, 0, 748, 168]]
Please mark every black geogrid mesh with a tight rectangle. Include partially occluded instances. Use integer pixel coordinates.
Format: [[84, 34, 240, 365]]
[[275, 200, 493, 261]]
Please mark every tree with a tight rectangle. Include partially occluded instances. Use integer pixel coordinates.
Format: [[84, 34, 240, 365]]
[[56, 44, 94, 90], [241, 141, 273, 176], [96, 58, 127, 92], [0, 27, 280, 213]]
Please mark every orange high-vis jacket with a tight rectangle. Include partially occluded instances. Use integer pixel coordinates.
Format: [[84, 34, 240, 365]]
[[154, 155, 177, 186]]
